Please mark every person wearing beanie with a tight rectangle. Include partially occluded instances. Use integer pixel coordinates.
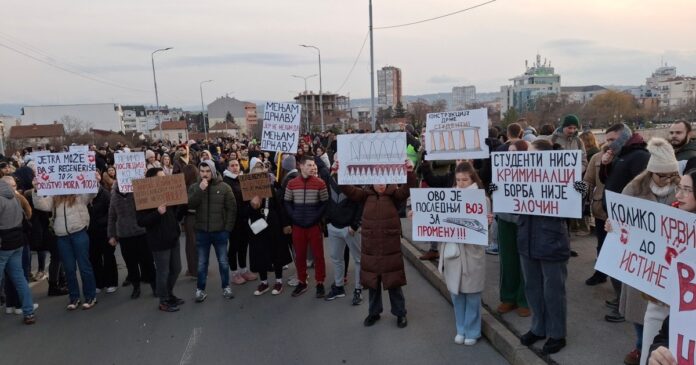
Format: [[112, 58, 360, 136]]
[[145, 150, 161, 170], [551, 114, 588, 170], [187, 160, 236, 302], [612, 137, 679, 365]]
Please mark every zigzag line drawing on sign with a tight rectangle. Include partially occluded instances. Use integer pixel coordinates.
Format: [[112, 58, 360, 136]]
[[443, 217, 487, 234], [349, 134, 405, 162]]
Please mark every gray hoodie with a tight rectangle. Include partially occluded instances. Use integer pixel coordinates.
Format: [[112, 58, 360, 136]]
[[0, 180, 23, 248]]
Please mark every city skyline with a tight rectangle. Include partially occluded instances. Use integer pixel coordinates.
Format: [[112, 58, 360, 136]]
[[1, 0, 695, 109]]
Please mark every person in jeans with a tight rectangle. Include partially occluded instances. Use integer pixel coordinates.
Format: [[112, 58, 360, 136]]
[[0, 179, 37, 324], [188, 160, 236, 302], [137, 168, 186, 312], [317, 156, 363, 304], [283, 156, 328, 298], [33, 177, 98, 310], [108, 180, 155, 299]]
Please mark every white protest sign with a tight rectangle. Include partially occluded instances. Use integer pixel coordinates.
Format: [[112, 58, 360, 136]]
[[69, 145, 89, 153], [425, 108, 489, 160], [491, 150, 582, 218], [34, 151, 98, 195], [669, 249, 696, 365], [337, 132, 406, 185], [260, 102, 301, 153], [595, 191, 696, 303], [411, 188, 488, 245], [114, 152, 146, 193]]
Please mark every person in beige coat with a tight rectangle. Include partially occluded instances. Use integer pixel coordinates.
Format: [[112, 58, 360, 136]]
[[437, 162, 491, 346], [607, 138, 680, 365]]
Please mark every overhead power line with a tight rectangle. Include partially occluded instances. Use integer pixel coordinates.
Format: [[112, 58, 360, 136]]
[[335, 31, 369, 93], [0, 34, 149, 93], [374, 0, 497, 30]]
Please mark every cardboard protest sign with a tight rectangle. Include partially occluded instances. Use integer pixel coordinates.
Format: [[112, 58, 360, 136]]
[[132, 174, 188, 211], [669, 249, 696, 365], [411, 188, 488, 245], [239, 173, 273, 201], [491, 150, 582, 218], [34, 151, 98, 195], [337, 132, 407, 185], [260, 102, 301, 153], [69, 145, 89, 153], [595, 191, 696, 303], [114, 152, 146, 193], [425, 108, 488, 161]]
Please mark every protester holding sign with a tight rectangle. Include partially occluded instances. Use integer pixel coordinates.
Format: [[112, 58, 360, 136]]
[[222, 159, 256, 285], [32, 173, 99, 311], [436, 162, 491, 346], [136, 168, 187, 313], [340, 160, 416, 329], [510, 139, 586, 355], [606, 138, 680, 365], [247, 164, 293, 296]]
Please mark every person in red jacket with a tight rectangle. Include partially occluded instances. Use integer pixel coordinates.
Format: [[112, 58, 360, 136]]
[[283, 155, 328, 298]]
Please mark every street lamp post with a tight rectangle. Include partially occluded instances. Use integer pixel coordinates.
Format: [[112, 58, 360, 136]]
[[300, 44, 324, 132], [200, 80, 213, 142], [151, 47, 173, 141], [292, 74, 317, 132], [369, 0, 376, 131]]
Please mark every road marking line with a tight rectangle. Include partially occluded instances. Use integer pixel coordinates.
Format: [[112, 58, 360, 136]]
[[179, 327, 202, 365]]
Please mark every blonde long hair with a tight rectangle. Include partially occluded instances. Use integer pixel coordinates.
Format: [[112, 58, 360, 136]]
[[53, 195, 78, 207]]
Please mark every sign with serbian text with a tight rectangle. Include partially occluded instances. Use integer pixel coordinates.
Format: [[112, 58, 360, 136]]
[[114, 152, 146, 193], [411, 188, 488, 245], [595, 191, 696, 303], [34, 151, 98, 196], [260, 102, 301, 153], [425, 108, 489, 161], [239, 173, 273, 201], [669, 249, 696, 365], [491, 151, 582, 218], [132, 173, 188, 211], [337, 132, 407, 185]]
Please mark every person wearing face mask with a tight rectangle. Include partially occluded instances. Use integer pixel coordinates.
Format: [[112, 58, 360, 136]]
[[340, 160, 417, 329]]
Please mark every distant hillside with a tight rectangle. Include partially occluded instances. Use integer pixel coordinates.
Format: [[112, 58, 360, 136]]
[[349, 91, 500, 108]]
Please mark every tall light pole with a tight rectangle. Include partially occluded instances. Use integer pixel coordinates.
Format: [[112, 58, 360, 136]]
[[300, 44, 324, 132], [151, 47, 173, 141], [369, 0, 376, 131], [292, 74, 317, 132], [200, 79, 213, 142]]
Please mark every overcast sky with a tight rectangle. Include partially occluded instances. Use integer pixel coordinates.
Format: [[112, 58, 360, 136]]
[[1, 0, 695, 108]]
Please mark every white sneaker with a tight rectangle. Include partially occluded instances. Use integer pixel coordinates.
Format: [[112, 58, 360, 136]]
[[14, 303, 39, 315], [288, 277, 300, 287], [454, 335, 465, 345], [464, 338, 477, 346], [105, 287, 117, 294], [5, 306, 14, 315], [223, 287, 234, 299], [195, 289, 207, 303], [95, 288, 102, 294]]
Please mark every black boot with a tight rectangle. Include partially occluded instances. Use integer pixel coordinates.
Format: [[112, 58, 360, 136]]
[[131, 283, 141, 299], [48, 283, 69, 296], [150, 282, 157, 297]]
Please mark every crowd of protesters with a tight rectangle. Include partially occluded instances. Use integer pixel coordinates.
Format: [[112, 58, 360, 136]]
[[0, 119, 695, 365]]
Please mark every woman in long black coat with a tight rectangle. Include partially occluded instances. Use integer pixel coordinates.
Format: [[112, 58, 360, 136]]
[[248, 173, 293, 297]]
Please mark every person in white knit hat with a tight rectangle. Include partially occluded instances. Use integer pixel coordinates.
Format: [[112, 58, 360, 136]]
[[607, 137, 679, 365]]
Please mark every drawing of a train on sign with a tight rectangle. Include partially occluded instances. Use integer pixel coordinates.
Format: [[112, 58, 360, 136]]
[[425, 108, 490, 160], [337, 132, 407, 185]]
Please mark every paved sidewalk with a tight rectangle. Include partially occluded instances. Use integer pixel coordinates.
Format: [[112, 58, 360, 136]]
[[401, 218, 634, 365]]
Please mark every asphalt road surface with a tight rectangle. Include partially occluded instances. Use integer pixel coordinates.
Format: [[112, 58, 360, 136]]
[[1, 244, 509, 365]]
